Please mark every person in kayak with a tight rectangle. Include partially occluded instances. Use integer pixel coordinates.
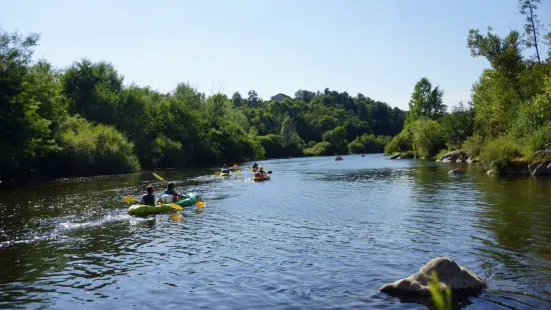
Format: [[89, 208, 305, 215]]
[[141, 185, 157, 206], [252, 163, 258, 169], [157, 183, 184, 204], [258, 166, 266, 177]]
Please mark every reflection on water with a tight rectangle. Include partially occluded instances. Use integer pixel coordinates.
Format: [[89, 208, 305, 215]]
[[1, 155, 551, 309]]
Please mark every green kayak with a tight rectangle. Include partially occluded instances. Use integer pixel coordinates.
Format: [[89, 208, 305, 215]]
[[128, 192, 198, 216]]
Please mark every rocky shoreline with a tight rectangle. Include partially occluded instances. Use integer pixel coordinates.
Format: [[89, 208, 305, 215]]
[[388, 145, 551, 177]]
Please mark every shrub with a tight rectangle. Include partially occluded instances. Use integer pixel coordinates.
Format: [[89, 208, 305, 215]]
[[411, 119, 445, 159], [49, 115, 140, 176], [462, 135, 485, 158], [384, 129, 412, 154], [480, 136, 523, 170], [348, 140, 365, 154], [304, 141, 336, 156]]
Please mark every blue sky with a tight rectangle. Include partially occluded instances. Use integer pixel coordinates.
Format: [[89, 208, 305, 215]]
[[2, 0, 550, 110]]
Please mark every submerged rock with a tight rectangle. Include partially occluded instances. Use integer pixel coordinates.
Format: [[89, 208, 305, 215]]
[[389, 153, 400, 160], [379, 257, 485, 296], [448, 168, 464, 174]]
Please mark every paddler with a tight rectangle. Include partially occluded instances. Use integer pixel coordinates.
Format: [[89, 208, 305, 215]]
[[252, 163, 259, 170], [140, 185, 157, 206], [258, 166, 266, 177], [158, 183, 183, 204]]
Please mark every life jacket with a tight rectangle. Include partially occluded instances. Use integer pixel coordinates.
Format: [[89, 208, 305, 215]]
[[159, 194, 178, 203]]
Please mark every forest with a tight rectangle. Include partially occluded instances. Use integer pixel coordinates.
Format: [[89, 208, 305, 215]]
[[385, 0, 551, 173], [0, 28, 406, 182], [3, 0, 550, 182]]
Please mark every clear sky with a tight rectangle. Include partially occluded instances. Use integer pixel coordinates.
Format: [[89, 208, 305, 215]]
[[2, 0, 550, 110]]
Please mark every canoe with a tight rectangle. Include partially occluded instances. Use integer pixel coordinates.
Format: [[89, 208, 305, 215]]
[[254, 173, 271, 182], [128, 192, 198, 216]]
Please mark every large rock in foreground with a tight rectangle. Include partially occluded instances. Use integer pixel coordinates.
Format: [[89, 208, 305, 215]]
[[379, 257, 485, 296]]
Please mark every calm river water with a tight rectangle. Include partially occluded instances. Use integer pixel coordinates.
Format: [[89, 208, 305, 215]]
[[1, 154, 551, 309]]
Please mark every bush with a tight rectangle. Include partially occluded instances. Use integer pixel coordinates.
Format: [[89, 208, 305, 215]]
[[48, 115, 140, 176], [150, 135, 185, 168], [348, 140, 365, 154], [462, 135, 485, 158], [384, 129, 412, 154], [304, 141, 336, 156], [257, 134, 301, 158], [400, 150, 417, 159], [411, 119, 445, 159], [480, 136, 523, 170]]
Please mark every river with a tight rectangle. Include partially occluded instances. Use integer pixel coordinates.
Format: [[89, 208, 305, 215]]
[[1, 154, 550, 309]]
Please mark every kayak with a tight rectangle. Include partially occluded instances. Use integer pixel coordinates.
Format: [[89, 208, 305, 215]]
[[219, 171, 232, 177], [254, 173, 271, 182], [252, 167, 258, 172], [128, 192, 198, 216]]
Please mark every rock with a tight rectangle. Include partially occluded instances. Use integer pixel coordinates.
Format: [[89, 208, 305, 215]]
[[448, 168, 464, 174], [389, 153, 400, 160], [379, 257, 485, 296], [438, 150, 467, 162], [466, 156, 479, 163], [529, 161, 551, 176]]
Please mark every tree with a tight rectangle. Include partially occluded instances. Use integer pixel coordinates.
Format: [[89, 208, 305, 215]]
[[232, 91, 243, 107], [440, 101, 475, 149], [294, 89, 316, 103], [0, 29, 57, 181], [246, 90, 260, 107], [518, 0, 543, 63], [405, 77, 446, 124], [280, 116, 302, 147], [62, 59, 124, 125]]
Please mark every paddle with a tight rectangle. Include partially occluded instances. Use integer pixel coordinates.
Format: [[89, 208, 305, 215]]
[[122, 196, 183, 210]]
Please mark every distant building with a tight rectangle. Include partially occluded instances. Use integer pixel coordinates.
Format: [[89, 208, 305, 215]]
[[270, 93, 292, 102]]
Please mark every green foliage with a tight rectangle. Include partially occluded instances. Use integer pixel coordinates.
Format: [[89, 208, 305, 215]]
[[462, 135, 485, 158], [480, 136, 523, 170], [322, 126, 347, 152], [410, 119, 445, 159], [348, 134, 390, 154], [303, 142, 336, 156], [428, 271, 452, 310], [384, 128, 413, 155], [524, 122, 551, 158], [405, 77, 446, 124], [0, 27, 408, 182], [0, 28, 58, 181], [49, 115, 140, 176], [440, 101, 474, 149]]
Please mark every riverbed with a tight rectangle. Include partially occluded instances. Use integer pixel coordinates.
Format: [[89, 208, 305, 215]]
[[1, 154, 550, 309]]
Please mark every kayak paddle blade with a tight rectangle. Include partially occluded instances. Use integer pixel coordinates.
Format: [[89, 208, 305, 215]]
[[268, 171, 272, 174], [169, 204, 183, 210], [123, 196, 138, 203], [196, 201, 206, 208], [153, 173, 166, 182]]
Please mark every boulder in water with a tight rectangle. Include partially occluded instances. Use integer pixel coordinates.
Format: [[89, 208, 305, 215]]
[[379, 257, 485, 296], [389, 153, 400, 160], [448, 168, 464, 174]]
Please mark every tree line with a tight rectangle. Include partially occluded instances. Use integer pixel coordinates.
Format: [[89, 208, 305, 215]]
[[0, 29, 406, 183], [385, 0, 551, 172]]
